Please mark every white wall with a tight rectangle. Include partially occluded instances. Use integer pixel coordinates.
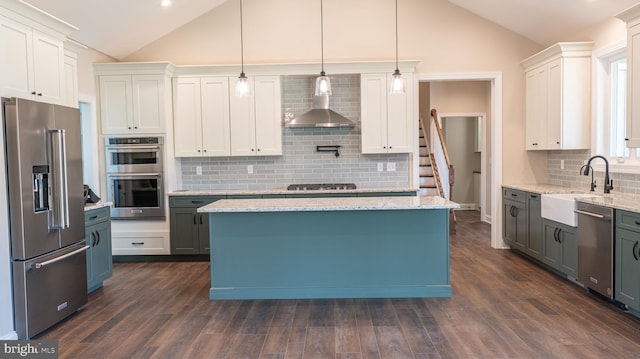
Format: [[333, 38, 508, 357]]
[[442, 116, 481, 205], [123, 0, 544, 187]]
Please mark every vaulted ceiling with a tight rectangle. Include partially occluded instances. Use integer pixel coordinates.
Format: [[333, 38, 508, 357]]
[[21, 0, 640, 60]]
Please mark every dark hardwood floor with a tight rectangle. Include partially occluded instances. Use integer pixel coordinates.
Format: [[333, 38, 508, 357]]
[[38, 210, 640, 358]]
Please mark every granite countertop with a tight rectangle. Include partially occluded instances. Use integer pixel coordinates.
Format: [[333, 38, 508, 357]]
[[169, 187, 419, 196], [84, 202, 112, 211], [197, 196, 460, 213], [503, 184, 640, 213]]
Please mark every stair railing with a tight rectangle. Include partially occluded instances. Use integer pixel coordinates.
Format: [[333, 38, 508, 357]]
[[429, 109, 454, 201], [419, 116, 444, 198]]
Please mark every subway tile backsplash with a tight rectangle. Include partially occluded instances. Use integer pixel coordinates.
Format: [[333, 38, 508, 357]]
[[180, 74, 410, 190], [548, 150, 640, 194]]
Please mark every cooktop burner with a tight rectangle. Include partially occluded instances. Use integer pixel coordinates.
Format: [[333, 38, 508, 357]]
[[287, 183, 357, 191]]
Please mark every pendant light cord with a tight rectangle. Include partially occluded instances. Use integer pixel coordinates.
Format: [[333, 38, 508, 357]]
[[240, 0, 245, 75], [320, 0, 325, 75], [395, 0, 399, 71]]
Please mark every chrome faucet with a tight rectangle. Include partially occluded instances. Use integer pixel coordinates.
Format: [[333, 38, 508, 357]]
[[581, 155, 613, 194]]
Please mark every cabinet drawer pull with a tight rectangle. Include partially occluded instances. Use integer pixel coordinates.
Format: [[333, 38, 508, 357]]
[[634, 220, 640, 226], [191, 200, 204, 204], [634, 241, 639, 261], [89, 215, 98, 220], [511, 193, 517, 197], [131, 242, 145, 245]]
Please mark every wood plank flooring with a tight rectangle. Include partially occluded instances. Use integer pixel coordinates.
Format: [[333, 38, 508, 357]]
[[38, 210, 640, 358]]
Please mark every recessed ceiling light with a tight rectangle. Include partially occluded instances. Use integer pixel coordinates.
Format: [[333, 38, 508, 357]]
[[161, 0, 172, 7]]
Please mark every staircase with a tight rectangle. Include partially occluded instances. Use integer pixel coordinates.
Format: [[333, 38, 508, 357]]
[[418, 121, 439, 197]]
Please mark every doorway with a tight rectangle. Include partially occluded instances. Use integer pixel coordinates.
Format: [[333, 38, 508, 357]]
[[414, 73, 503, 249]]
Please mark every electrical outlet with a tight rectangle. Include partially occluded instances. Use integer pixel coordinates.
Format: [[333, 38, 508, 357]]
[[247, 165, 254, 174], [196, 166, 202, 175], [377, 163, 384, 172], [387, 162, 396, 172], [560, 160, 564, 170]]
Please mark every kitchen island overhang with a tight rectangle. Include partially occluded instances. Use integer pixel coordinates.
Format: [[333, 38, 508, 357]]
[[198, 196, 459, 300]]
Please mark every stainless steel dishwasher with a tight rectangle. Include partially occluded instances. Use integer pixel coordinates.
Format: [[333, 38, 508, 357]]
[[575, 202, 614, 299]]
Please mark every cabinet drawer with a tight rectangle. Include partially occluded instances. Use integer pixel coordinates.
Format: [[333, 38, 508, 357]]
[[84, 206, 110, 225], [169, 196, 224, 208], [617, 210, 640, 233], [502, 188, 526, 203], [112, 236, 165, 250]]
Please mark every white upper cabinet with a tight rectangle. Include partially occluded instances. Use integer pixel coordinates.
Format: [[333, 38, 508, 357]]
[[173, 77, 231, 157], [229, 76, 282, 156], [63, 49, 78, 108], [99, 73, 168, 135], [361, 73, 413, 154], [521, 42, 592, 151], [618, 5, 640, 148], [0, 10, 70, 105]]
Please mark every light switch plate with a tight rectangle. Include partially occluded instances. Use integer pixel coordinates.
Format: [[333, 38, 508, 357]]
[[377, 163, 384, 172], [387, 162, 396, 172], [247, 165, 254, 174], [196, 166, 202, 175]]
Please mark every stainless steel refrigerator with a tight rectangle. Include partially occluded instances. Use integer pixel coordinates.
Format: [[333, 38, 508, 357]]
[[2, 97, 87, 339]]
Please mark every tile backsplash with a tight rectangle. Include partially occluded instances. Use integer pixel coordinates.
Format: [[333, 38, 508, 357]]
[[180, 74, 410, 190], [548, 150, 640, 194]]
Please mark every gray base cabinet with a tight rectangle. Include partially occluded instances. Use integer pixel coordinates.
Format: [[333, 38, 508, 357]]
[[542, 219, 578, 278], [503, 188, 527, 251], [85, 206, 112, 293], [525, 193, 543, 260], [170, 196, 224, 255], [616, 210, 640, 311]]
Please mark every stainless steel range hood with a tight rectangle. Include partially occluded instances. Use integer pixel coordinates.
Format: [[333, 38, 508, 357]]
[[285, 94, 355, 128]]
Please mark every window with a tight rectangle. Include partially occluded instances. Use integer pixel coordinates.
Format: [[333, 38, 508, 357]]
[[596, 46, 640, 164], [609, 56, 628, 158]]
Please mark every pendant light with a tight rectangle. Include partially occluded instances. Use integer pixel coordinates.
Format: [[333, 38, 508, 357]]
[[235, 0, 250, 97], [390, 0, 406, 94], [314, 0, 332, 96]]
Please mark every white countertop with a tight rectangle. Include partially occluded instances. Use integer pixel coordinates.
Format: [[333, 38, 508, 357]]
[[197, 196, 459, 213], [169, 187, 418, 196], [503, 184, 640, 214], [84, 202, 112, 211]]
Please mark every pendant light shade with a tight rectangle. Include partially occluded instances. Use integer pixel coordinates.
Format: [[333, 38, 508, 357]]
[[235, 0, 250, 97], [315, 0, 332, 96], [390, 0, 406, 94]]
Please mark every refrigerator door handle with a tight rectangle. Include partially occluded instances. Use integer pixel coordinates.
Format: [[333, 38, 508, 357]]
[[33, 245, 90, 269], [50, 129, 70, 229]]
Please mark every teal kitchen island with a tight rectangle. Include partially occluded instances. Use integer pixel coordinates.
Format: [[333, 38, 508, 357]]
[[198, 196, 459, 300]]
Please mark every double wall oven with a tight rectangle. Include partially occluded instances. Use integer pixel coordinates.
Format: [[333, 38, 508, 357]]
[[105, 137, 165, 219]]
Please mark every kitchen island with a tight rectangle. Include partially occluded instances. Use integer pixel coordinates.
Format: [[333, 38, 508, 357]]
[[198, 196, 459, 300]]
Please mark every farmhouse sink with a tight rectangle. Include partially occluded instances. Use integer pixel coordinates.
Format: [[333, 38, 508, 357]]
[[541, 193, 599, 227]]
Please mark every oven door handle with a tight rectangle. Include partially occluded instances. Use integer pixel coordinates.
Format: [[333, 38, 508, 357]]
[[106, 145, 160, 151], [108, 173, 162, 177]]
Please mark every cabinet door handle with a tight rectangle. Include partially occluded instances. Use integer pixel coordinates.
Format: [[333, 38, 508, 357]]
[[31, 91, 36, 95], [193, 214, 197, 225], [512, 206, 518, 217], [200, 214, 203, 225], [553, 228, 559, 243], [91, 232, 96, 247], [556, 228, 562, 243], [96, 230, 101, 247], [633, 241, 639, 261]]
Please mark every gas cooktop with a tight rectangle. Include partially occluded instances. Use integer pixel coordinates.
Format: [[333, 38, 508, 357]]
[[287, 183, 357, 191]]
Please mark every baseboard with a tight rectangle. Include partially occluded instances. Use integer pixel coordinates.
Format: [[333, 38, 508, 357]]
[[113, 254, 209, 262], [453, 203, 478, 210], [1, 331, 18, 340], [484, 214, 492, 224]]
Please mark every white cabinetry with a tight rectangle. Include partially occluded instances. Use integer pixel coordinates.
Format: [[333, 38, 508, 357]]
[[521, 42, 592, 150], [63, 49, 78, 107], [173, 77, 231, 157], [360, 73, 413, 154], [617, 6, 640, 148], [99, 74, 168, 135], [0, 6, 73, 106], [230, 76, 282, 156]]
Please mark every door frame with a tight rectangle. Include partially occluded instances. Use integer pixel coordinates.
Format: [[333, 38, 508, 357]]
[[413, 72, 503, 249]]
